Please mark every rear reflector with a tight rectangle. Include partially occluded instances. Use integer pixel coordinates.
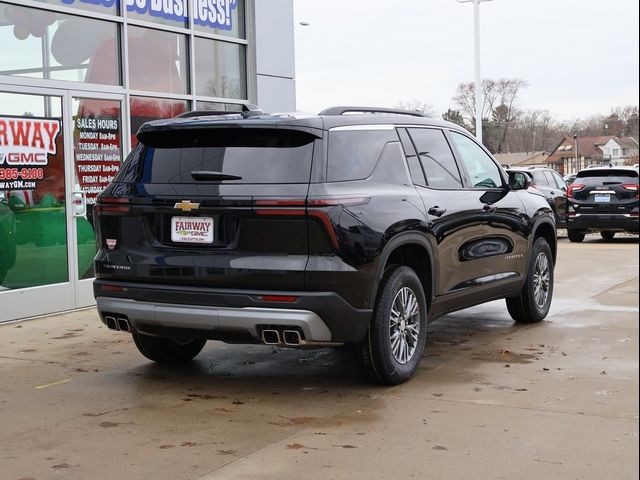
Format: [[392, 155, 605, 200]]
[[258, 295, 298, 303], [98, 284, 128, 293]]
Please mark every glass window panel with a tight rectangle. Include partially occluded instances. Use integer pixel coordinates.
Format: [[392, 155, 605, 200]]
[[72, 98, 123, 280], [327, 130, 398, 182], [127, 26, 189, 94], [129, 96, 189, 147], [0, 92, 68, 290], [194, 37, 246, 99], [408, 128, 463, 189], [126, 0, 188, 28], [194, 0, 245, 39], [450, 131, 504, 189], [195, 101, 244, 112], [32, 0, 119, 15], [0, 3, 120, 85]]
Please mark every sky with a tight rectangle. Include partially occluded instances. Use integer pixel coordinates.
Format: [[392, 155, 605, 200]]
[[293, 0, 640, 121]]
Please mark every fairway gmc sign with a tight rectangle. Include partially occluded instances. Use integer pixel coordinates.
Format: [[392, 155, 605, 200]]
[[0, 117, 60, 166], [0, 117, 60, 192]]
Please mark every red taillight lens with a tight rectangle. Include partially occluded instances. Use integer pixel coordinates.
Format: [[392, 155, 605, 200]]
[[95, 196, 130, 214], [622, 184, 639, 198], [567, 183, 585, 198]]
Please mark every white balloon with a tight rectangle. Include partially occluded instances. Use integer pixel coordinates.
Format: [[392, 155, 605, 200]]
[[51, 17, 113, 66]]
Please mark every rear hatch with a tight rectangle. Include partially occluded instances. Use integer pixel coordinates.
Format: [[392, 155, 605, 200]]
[[568, 168, 639, 214], [94, 127, 320, 290]]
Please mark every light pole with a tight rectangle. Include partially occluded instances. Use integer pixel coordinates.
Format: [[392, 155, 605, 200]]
[[457, 0, 493, 145]]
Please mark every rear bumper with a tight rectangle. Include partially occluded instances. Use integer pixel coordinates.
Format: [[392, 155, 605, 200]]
[[93, 280, 372, 343], [567, 213, 639, 232]]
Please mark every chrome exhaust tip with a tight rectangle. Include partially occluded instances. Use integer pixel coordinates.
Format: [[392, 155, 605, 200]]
[[261, 329, 281, 345], [117, 318, 130, 332], [282, 330, 302, 346], [104, 316, 117, 331]]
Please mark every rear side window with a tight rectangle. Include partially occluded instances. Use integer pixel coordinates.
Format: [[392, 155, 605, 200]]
[[138, 129, 315, 184], [408, 128, 463, 189], [327, 129, 399, 182]]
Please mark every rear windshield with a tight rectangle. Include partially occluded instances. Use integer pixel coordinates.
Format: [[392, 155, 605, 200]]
[[576, 169, 638, 185], [138, 129, 316, 184]]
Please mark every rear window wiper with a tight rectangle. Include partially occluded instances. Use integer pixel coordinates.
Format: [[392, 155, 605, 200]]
[[191, 171, 243, 181]]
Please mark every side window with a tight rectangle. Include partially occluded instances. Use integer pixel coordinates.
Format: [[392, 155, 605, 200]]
[[450, 131, 504, 189], [532, 171, 549, 187], [408, 128, 463, 189], [397, 128, 427, 187], [550, 171, 567, 190], [327, 129, 398, 182], [543, 171, 559, 189]]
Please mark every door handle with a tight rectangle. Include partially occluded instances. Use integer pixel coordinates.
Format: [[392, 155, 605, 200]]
[[483, 204, 497, 213], [428, 206, 446, 217]]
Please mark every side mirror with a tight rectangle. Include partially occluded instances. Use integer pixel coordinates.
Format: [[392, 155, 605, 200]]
[[508, 171, 531, 191]]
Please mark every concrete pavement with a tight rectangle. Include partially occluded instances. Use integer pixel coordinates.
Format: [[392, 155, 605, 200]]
[[0, 236, 638, 480]]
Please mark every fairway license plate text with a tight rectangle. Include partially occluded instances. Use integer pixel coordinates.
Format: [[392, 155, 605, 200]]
[[594, 195, 611, 203], [171, 216, 214, 244]]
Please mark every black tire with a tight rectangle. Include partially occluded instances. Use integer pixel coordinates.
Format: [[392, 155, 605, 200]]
[[600, 231, 615, 241], [353, 265, 428, 385], [506, 237, 554, 324], [132, 331, 206, 364], [567, 229, 585, 243]]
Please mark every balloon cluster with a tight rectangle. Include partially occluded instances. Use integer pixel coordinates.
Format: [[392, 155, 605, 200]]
[[4, 5, 56, 40]]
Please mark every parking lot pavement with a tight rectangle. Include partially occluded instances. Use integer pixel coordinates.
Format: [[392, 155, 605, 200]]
[[0, 236, 638, 480]]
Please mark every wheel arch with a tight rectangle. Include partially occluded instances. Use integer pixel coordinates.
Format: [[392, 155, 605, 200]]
[[531, 218, 557, 265], [369, 232, 436, 311]]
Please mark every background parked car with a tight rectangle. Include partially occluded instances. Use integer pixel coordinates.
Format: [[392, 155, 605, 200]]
[[564, 173, 577, 185], [508, 167, 567, 228], [566, 166, 639, 242]]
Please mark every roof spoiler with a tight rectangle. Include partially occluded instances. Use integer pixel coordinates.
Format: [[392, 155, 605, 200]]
[[319, 106, 428, 118], [176, 104, 264, 119]]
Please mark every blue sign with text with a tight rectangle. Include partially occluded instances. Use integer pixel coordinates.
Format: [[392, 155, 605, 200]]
[[61, 0, 239, 30]]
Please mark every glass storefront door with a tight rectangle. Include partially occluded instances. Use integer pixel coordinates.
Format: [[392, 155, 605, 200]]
[[0, 87, 124, 321]]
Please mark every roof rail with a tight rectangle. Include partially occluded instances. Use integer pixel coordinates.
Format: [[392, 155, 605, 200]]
[[176, 104, 264, 119], [319, 106, 428, 118]]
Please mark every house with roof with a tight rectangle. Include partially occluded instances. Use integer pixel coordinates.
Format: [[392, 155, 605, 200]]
[[600, 137, 639, 166], [547, 135, 615, 175], [493, 151, 550, 168]]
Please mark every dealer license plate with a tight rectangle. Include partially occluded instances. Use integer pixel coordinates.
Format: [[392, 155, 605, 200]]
[[171, 216, 214, 244], [594, 195, 610, 203]]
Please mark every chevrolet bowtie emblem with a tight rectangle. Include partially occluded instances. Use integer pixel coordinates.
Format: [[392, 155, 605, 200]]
[[174, 200, 200, 212]]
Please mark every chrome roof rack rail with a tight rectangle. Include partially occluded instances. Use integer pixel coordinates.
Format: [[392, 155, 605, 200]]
[[319, 106, 427, 118]]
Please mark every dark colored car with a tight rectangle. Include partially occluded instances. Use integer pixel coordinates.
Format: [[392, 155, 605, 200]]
[[566, 167, 639, 242], [507, 167, 567, 228], [92, 106, 557, 384]]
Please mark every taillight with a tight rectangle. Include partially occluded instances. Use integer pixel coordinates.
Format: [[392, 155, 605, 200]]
[[567, 183, 585, 199], [253, 197, 369, 250], [95, 196, 130, 214], [622, 184, 639, 198]]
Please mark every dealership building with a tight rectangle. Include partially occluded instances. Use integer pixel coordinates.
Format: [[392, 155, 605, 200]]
[[0, 0, 296, 321]]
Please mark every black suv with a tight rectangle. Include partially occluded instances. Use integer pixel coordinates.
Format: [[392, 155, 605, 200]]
[[92, 106, 557, 384], [566, 166, 639, 242]]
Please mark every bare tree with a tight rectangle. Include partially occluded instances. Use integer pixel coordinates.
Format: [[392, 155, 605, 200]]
[[395, 100, 435, 117], [452, 78, 527, 150]]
